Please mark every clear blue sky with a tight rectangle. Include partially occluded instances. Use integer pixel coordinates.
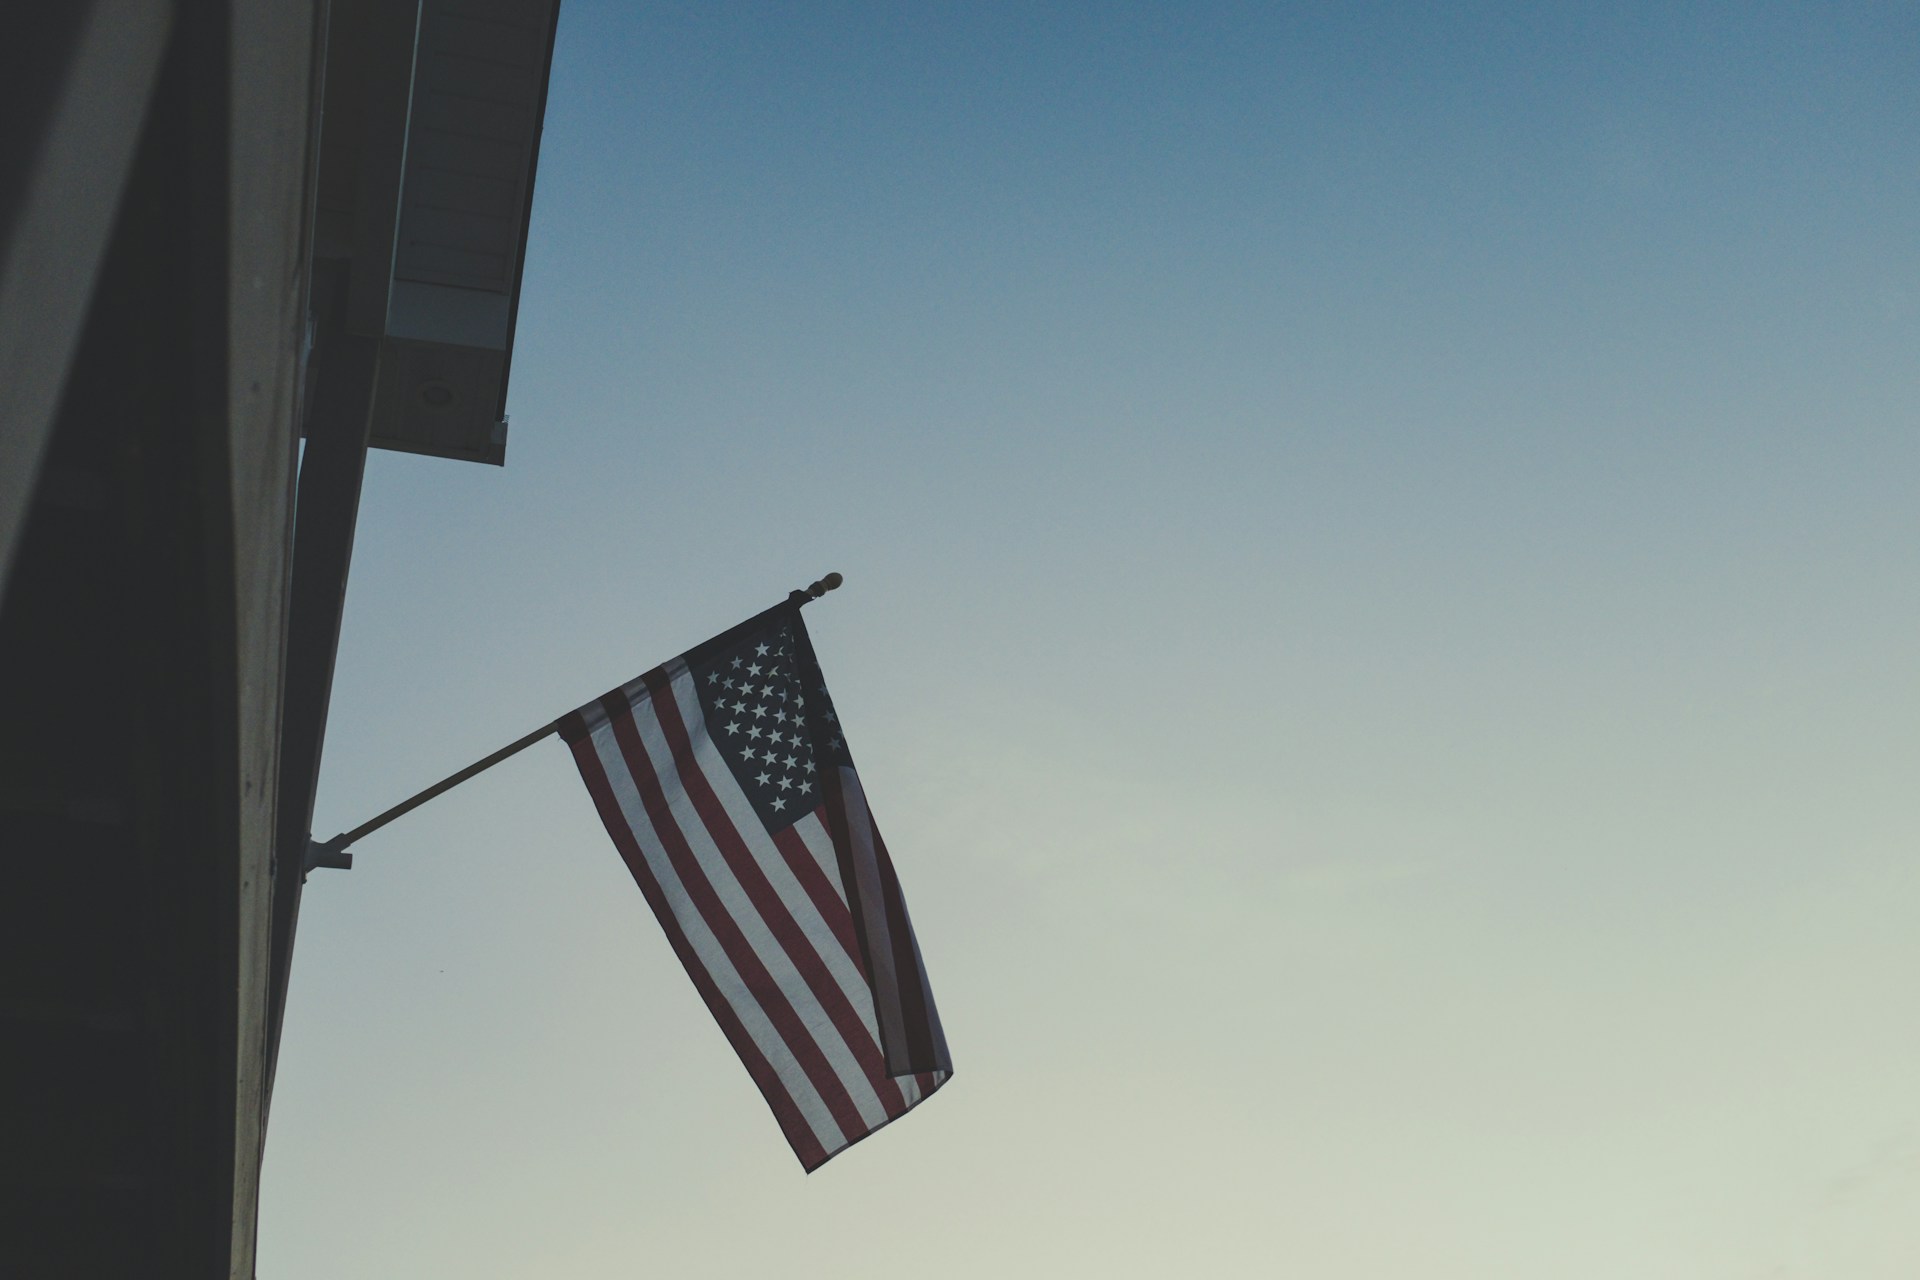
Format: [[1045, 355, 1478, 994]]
[[263, 4, 1920, 1275]]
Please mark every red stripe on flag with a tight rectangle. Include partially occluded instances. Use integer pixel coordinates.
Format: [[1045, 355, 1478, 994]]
[[820, 766, 906, 1062], [601, 695, 871, 1144], [641, 673, 909, 1121], [870, 821, 941, 1072], [771, 818, 864, 973], [772, 823, 927, 1118], [567, 732, 829, 1169]]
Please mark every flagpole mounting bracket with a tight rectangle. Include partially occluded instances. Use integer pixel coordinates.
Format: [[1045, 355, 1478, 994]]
[[304, 834, 353, 874]]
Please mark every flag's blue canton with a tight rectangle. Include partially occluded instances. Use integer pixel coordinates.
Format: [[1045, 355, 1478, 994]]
[[689, 617, 852, 833]]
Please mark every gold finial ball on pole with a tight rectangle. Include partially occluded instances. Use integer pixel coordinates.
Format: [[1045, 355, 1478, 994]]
[[788, 572, 845, 607]]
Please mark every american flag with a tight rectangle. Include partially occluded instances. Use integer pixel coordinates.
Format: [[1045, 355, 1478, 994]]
[[558, 601, 951, 1170]]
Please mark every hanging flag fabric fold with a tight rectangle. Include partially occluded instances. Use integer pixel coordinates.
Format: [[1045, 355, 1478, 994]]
[[557, 600, 951, 1170]]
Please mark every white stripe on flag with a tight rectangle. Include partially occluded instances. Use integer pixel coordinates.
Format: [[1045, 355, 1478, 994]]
[[789, 813, 919, 1110], [585, 721, 850, 1152], [634, 675, 891, 1129], [791, 810, 849, 906], [666, 675, 880, 1036]]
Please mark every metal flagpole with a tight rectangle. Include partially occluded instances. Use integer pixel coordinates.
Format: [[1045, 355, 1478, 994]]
[[306, 574, 844, 871]]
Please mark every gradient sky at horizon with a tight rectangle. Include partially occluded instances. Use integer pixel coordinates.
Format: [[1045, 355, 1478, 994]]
[[260, 4, 1920, 1276]]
